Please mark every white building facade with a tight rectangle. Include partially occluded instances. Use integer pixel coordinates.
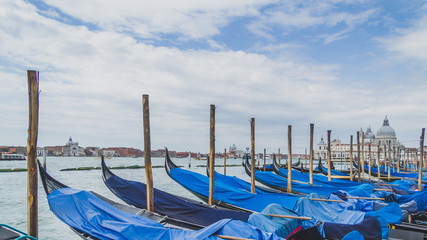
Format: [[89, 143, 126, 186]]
[[314, 116, 404, 164]]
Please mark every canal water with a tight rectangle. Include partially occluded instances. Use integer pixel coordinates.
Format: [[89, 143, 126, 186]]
[[0, 156, 265, 239]]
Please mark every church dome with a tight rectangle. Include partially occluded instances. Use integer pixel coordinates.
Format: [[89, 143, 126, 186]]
[[376, 116, 396, 137], [364, 126, 375, 139]]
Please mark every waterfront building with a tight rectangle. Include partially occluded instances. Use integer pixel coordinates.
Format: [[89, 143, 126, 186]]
[[313, 116, 404, 164], [62, 137, 86, 156]]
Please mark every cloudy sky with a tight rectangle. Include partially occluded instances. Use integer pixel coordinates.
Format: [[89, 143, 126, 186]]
[[1, 0, 427, 154]]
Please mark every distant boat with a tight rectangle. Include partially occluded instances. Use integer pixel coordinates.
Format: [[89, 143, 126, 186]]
[[0, 153, 26, 161], [95, 156, 112, 159], [195, 156, 208, 161]]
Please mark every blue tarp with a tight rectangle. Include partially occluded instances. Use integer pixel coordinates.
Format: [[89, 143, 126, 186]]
[[48, 187, 284, 240], [170, 167, 299, 212], [169, 168, 386, 238], [105, 175, 251, 227], [364, 165, 427, 180], [254, 170, 374, 197], [247, 204, 300, 238], [278, 167, 364, 188], [316, 166, 350, 176]]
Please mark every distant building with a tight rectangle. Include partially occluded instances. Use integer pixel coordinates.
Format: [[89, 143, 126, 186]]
[[85, 147, 100, 157], [313, 116, 404, 164], [228, 144, 244, 158], [62, 137, 86, 156]]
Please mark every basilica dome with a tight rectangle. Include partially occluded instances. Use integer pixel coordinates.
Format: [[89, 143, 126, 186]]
[[364, 126, 375, 140], [376, 116, 396, 138]]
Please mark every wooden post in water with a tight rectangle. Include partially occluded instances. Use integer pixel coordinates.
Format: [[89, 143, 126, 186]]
[[142, 94, 154, 212], [384, 144, 388, 181], [388, 141, 391, 181], [377, 144, 381, 182], [304, 148, 307, 169], [209, 105, 216, 204], [392, 146, 396, 173], [263, 148, 266, 172], [357, 131, 361, 183], [368, 143, 372, 180], [287, 125, 292, 193], [27, 70, 39, 238], [278, 148, 281, 166], [224, 148, 227, 175], [309, 123, 314, 185], [350, 135, 353, 181], [397, 147, 400, 173], [250, 118, 255, 193], [361, 131, 365, 179], [418, 128, 425, 190], [327, 130, 331, 181], [42, 147, 46, 170]]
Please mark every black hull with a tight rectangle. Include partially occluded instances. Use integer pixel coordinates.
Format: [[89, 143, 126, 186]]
[[38, 160, 201, 240], [165, 148, 248, 212]]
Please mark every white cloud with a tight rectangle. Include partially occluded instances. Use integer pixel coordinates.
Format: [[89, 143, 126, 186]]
[[41, 0, 272, 39], [0, 0, 426, 153], [378, 3, 427, 65], [248, 1, 378, 41]]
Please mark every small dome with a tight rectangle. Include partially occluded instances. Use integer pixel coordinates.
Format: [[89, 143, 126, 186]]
[[364, 126, 375, 139], [376, 116, 396, 137]]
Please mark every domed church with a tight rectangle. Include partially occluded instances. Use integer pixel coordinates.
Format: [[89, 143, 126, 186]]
[[373, 116, 400, 149]]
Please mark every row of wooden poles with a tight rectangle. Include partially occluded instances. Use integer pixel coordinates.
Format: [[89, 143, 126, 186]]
[[25, 71, 426, 238]]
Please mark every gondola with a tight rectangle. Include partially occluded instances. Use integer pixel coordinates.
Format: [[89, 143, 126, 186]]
[[38, 160, 285, 240], [102, 157, 251, 226], [240, 154, 274, 172], [317, 160, 352, 176], [165, 149, 399, 240], [298, 159, 321, 174], [207, 156, 282, 194], [103, 156, 320, 239]]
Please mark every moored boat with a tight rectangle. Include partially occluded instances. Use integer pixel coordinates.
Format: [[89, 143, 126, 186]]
[[0, 153, 25, 161]]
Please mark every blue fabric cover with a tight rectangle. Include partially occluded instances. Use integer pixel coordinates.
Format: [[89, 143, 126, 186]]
[[105, 174, 251, 226], [48, 187, 283, 240], [364, 165, 427, 180], [340, 230, 365, 240], [213, 171, 276, 194], [207, 170, 400, 239], [170, 167, 299, 212], [318, 165, 350, 176], [247, 204, 299, 238], [254, 170, 374, 197], [324, 216, 379, 240], [278, 167, 364, 188], [170, 168, 385, 238], [395, 190, 427, 210]]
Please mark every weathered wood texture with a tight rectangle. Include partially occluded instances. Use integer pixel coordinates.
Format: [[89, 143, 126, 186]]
[[142, 95, 154, 212], [27, 70, 39, 238]]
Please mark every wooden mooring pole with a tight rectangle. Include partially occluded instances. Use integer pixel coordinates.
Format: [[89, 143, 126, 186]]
[[357, 131, 361, 183], [418, 128, 425, 191], [368, 143, 372, 180], [327, 130, 331, 181], [377, 144, 381, 182], [388, 142, 391, 181], [287, 125, 292, 193], [142, 94, 154, 212], [361, 131, 365, 179], [224, 148, 227, 175], [350, 135, 353, 181], [27, 70, 39, 238], [263, 148, 266, 172], [209, 105, 216, 204], [309, 123, 314, 185], [250, 118, 255, 193]]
